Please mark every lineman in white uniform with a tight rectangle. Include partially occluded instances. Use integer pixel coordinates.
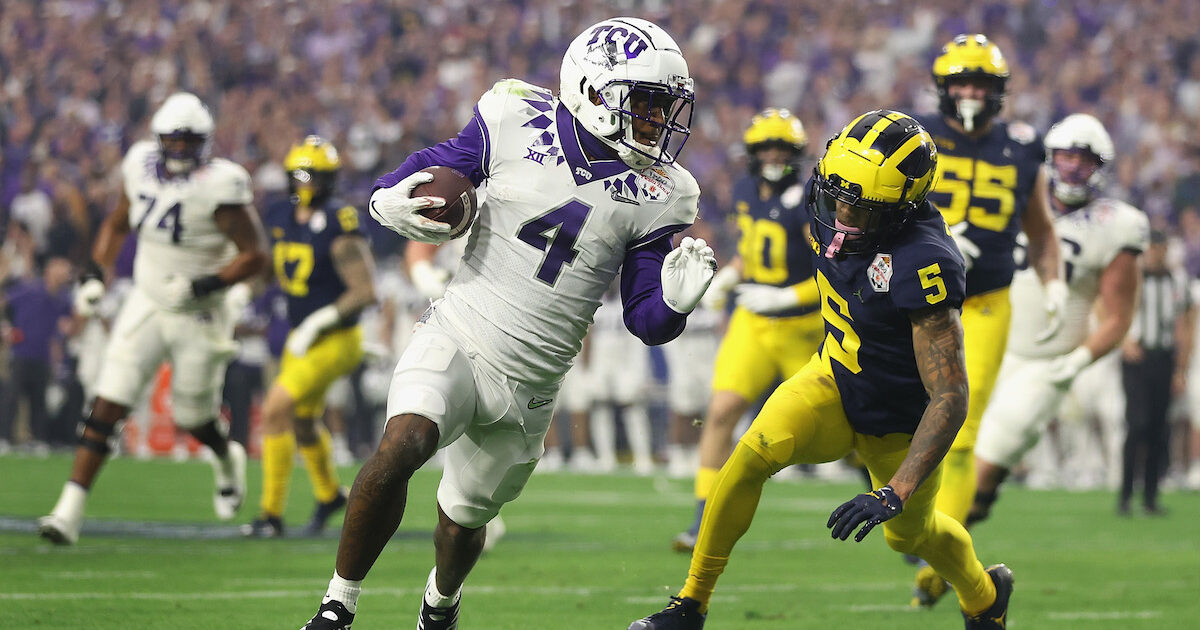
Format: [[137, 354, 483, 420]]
[[302, 17, 716, 630], [39, 92, 267, 545], [971, 114, 1148, 524]]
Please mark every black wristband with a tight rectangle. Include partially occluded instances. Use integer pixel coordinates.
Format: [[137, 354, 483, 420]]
[[81, 259, 104, 283], [190, 274, 227, 298]]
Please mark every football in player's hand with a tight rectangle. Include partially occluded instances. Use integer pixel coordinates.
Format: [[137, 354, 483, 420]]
[[414, 166, 477, 239]]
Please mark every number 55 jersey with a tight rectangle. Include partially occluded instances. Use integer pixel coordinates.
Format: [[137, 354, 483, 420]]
[[379, 79, 700, 386]]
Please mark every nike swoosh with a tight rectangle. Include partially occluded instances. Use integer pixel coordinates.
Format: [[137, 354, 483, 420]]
[[527, 397, 553, 409], [611, 190, 640, 205]]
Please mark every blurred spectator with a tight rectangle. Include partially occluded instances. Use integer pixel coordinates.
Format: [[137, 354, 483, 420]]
[[0, 256, 75, 451]]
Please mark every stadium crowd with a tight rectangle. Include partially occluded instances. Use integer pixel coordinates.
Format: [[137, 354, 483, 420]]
[[1, 0, 1199, 488]]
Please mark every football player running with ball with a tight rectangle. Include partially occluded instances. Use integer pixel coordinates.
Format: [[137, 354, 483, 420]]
[[631, 111, 1012, 630], [39, 92, 267, 545], [673, 108, 824, 552], [243, 136, 377, 538], [301, 17, 716, 630], [971, 115, 1147, 523], [911, 34, 1063, 607]]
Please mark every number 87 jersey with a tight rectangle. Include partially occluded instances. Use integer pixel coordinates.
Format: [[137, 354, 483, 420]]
[[411, 79, 700, 384], [121, 140, 253, 311]]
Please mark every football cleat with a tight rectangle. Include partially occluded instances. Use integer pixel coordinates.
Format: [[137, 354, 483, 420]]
[[418, 568, 460, 630], [242, 515, 285, 538], [210, 441, 246, 521], [302, 597, 354, 630], [671, 530, 697, 553], [962, 564, 1013, 629], [303, 489, 349, 536], [628, 596, 706, 630], [911, 564, 951, 608], [37, 513, 80, 546]]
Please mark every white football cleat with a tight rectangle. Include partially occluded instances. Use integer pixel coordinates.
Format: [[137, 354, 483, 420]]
[[482, 515, 506, 553], [210, 441, 247, 521], [38, 482, 87, 545]]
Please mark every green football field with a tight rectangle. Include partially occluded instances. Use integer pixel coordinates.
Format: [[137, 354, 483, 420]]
[[1, 454, 1197, 629]]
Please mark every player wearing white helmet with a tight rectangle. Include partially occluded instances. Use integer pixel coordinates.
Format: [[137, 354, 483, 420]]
[[970, 113, 1147, 524], [38, 92, 267, 545], [301, 17, 716, 630]]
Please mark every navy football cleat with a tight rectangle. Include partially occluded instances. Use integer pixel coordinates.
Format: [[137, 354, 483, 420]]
[[241, 515, 284, 538], [629, 596, 706, 630], [301, 597, 354, 630], [962, 564, 1013, 629], [417, 595, 459, 630], [303, 489, 348, 536], [911, 564, 950, 608]]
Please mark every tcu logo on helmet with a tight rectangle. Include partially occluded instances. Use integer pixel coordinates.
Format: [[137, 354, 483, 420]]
[[586, 24, 648, 59]]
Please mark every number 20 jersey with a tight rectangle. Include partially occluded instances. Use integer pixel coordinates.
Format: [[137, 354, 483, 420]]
[[915, 114, 1044, 297], [434, 80, 700, 385], [121, 140, 253, 311]]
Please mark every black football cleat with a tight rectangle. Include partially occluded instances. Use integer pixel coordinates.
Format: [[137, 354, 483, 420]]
[[417, 595, 459, 630], [303, 489, 349, 536], [241, 515, 284, 538], [629, 596, 706, 630], [962, 564, 1013, 629], [301, 597, 354, 630]]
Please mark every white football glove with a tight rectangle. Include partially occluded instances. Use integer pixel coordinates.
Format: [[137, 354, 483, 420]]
[[286, 304, 341, 357], [1035, 279, 1069, 343], [949, 222, 980, 271], [161, 274, 197, 310], [700, 266, 740, 312], [734, 283, 802, 314], [223, 282, 253, 322], [73, 278, 105, 318], [368, 171, 451, 243], [1047, 346, 1093, 389], [661, 237, 717, 314], [409, 259, 451, 300]]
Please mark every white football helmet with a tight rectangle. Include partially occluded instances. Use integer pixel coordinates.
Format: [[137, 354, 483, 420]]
[[560, 17, 694, 170], [150, 92, 215, 174], [1044, 113, 1114, 207]]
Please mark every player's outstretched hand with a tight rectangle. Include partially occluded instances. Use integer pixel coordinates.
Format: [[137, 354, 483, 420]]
[[1047, 345, 1093, 389], [700, 266, 739, 312], [73, 278, 105, 318], [949, 222, 980, 271], [1035, 279, 1069, 343], [368, 171, 452, 243], [827, 485, 903, 542], [286, 304, 340, 357], [662, 237, 717, 314], [734, 283, 801, 314]]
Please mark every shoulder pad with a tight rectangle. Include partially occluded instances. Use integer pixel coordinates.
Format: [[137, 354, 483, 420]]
[[1006, 121, 1039, 145], [488, 78, 554, 100], [204, 158, 253, 205]]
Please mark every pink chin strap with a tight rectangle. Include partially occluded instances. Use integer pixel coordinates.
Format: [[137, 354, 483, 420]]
[[824, 219, 864, 258]]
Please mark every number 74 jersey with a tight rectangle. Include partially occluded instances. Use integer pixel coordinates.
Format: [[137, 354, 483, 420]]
[[121, 140, 253, 311], [433, 80, 700, 384]]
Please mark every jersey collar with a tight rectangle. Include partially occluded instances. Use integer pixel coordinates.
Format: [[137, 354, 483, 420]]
[[557, 103, 631, 186]]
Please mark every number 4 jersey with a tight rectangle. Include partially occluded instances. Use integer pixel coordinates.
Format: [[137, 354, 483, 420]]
[[811, 201, 966, 436], [401, 79, 700, 385], [121, 140, 253, 311]]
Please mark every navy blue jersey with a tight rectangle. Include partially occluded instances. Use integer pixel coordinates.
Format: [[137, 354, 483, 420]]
[[810, 201, 966, 436], [731, 175, 815, 317], [265, 198, 363, 328], [915, 114, 1044, 297]]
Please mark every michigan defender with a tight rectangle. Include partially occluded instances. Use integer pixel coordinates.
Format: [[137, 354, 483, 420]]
[[300, 18, 718, 630], [673, 108, 824, 551], [911, 34, 1064, 595], [39, 92, 266, 545], [632, 111, 1013, 630], [242, 136, 376, 538], [970, 114, 1146, 522]]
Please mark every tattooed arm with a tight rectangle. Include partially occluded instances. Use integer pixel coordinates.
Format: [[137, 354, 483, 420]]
[[887, 305, 969, 502], [331, 233, 378, 319]]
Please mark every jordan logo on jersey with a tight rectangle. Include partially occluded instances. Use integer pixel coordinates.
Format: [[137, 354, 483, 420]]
[[868, 253, 893, 292]]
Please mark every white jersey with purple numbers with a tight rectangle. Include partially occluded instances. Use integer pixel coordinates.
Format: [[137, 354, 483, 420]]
[[121, 140, 252, 312], [433, 79, 700, 384], [1007, 197, 1149, 358]]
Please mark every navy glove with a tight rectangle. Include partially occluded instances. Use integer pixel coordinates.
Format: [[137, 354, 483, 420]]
[[827, 485, 903, 542]]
